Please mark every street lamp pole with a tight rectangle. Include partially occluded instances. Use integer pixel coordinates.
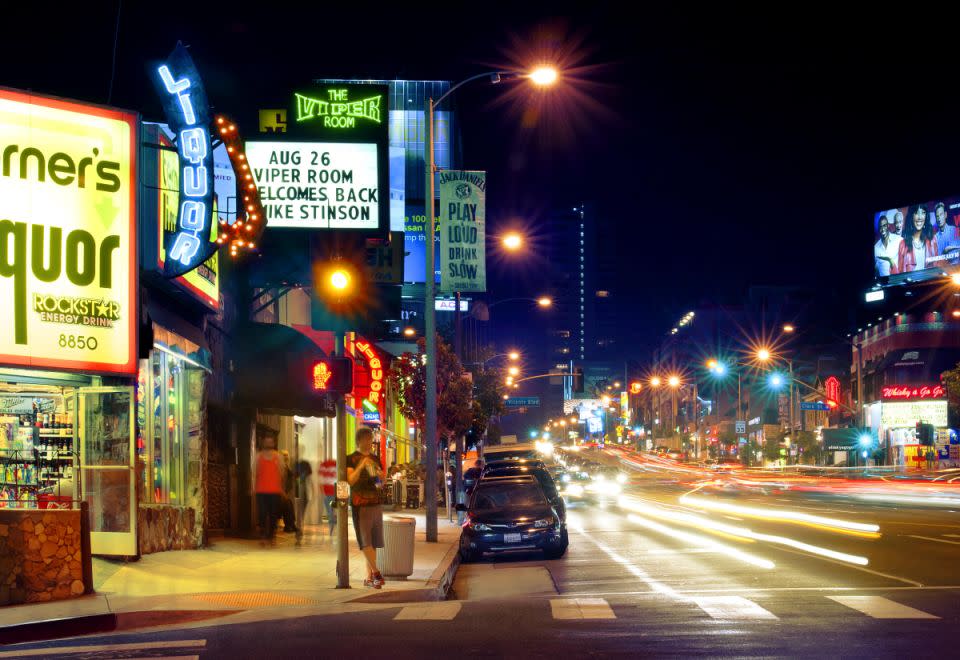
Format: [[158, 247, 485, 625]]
[[424, 95, 438, 542]]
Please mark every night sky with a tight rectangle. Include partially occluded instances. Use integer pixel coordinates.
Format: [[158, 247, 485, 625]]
[[7, 5, 960, 359]]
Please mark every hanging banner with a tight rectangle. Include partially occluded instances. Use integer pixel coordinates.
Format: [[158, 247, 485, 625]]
[[152, 43, 216, 278], [439, 170, 486, 293]]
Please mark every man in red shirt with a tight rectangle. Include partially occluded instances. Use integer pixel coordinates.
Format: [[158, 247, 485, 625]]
[[318, 457, 337, 535]]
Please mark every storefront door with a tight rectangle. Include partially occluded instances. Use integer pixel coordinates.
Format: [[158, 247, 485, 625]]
[[78, 387, 137, 556]]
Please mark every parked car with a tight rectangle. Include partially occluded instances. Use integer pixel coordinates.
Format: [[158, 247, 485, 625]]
[[457, 476, 568, 562], [480, 461, 566, 522]]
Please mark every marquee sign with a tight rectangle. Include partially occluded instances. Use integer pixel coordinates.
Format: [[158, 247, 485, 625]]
[[881, 384, 946, 400], [153, 44, 215, 277], [354, 339, 385, 406], [881, 400, 948, 428], [0, 89, 137, 374]]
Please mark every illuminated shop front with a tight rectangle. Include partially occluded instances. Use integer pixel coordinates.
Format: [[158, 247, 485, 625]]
[[0, 88, 140, 556], [866, 384, 953, 468]]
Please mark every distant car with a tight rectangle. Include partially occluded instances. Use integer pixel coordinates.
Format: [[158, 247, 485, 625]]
[[480, 462, 566, 522], [664, 449, 683, 460], [458, 476, 568, 562], [709, 457, 742, 470]]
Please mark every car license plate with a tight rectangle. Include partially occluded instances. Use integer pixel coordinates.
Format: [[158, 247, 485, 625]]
[[504, 533, 521, 543]]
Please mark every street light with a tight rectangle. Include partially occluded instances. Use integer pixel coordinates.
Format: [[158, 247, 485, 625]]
[[502, 232, 523, 251], [529, 66, 559, 86], [650, 376, 662, 387], [756, 348, 771, 362], [508, 351, 520, 361], [508, 366, 520, 376], [783, 324, 796, 334], [424, 66, 558, 543], [403, 327, 416, 338], [668, 375, 681, 388], [537, 296, 553, 307]]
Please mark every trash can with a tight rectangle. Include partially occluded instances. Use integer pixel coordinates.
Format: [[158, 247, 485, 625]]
[[376, 515, 416, 578]]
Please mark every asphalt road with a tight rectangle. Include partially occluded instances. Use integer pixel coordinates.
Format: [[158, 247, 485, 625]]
[[6, 451, 960, 658]]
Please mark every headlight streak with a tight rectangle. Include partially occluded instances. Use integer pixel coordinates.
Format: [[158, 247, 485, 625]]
[[617, 496, 870, 566], [679, 494, 881, 538], [623, 514, 776, 570]]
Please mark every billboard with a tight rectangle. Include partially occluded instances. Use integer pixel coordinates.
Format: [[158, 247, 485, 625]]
[[874, 197, 960, 285], [0, 89, 137, 374]]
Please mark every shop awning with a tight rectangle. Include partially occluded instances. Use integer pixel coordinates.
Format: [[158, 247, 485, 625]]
[[232, 323, 336, 417], [821, 428, 862, 451]]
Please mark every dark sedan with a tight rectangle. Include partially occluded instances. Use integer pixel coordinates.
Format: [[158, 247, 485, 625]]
[[457, 476, 568, 562], [480, 462, 566, 522]]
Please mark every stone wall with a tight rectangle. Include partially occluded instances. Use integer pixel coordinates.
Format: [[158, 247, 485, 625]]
[[137, 504, 198, 555], [0, 509, 89, 606]]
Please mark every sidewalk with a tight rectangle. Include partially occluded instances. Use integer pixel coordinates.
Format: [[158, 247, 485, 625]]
[[1, 511, 462, 643]]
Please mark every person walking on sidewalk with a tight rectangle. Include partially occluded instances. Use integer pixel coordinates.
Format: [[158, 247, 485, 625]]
[[279, 450, 299, 535], [346, 427, 385, 589], [254, 436, 283, 546], [294, 449, 312, 545], [318, 456, 337, 536]]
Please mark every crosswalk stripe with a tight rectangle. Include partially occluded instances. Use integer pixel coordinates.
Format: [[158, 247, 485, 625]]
[[550, 598, 617, 620], [394, 602, 462, 620], [693, 596, 778, 620], [827, 595, 939, 619], [0, 640, 206, 657]]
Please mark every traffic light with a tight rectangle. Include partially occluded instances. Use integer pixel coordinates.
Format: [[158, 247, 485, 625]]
[[572, 367, 584, 393], [310, 235, 400, 335], [916, 422, 935, 445], [309, 357, 353, 394]]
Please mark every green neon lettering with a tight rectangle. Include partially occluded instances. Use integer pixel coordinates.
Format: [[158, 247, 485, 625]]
[[294, 92, 382, 125]]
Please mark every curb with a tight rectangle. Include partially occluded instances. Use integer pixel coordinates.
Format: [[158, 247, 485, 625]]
[[0, 613, 117, 646], [425, 541, 462, 601], [349, 541, 462, 604]]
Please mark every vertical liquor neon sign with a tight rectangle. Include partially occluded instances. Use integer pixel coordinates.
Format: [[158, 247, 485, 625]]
[[153, 44, 215, 277]]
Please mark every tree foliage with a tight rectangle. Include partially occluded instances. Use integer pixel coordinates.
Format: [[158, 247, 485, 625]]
[[388, 335, 473, 442]]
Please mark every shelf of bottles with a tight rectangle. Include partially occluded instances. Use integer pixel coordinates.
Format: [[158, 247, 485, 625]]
[[0, 409, 76, 509]]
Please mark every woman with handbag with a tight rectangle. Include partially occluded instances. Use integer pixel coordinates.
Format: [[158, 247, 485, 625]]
[[346, 427, 386, 588]]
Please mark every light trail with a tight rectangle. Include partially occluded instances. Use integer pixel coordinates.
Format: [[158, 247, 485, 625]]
[[678, 494, 881, 537]]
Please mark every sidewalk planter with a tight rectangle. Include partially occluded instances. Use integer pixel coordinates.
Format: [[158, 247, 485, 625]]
[[137, 505, 199, 555], [376, 515, 416, 578], [0, 509, 91, 606]]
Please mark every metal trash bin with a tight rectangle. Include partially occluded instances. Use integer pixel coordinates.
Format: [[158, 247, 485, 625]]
[[376, 515, 416, 578]]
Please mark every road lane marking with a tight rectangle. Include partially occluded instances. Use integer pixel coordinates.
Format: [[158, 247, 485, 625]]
[[907, 534, 960, 545], [394, 602, 462, 620], [827, 595, 939, 619], [772, 546, 923, 587], [0, 640, 206, 657], [693, 596, 778, 620], [551, 597, 617, 619]]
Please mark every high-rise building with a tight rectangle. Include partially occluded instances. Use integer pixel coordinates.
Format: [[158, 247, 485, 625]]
[[546, 202, 616, 363]]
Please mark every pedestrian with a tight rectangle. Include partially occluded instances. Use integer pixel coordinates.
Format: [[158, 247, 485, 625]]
[[318, 455, 337, 535], [294, 448, 312, 544], [279, 450, 298, 534], [254, 435, 283, 546], [346, 427, 385, 589]]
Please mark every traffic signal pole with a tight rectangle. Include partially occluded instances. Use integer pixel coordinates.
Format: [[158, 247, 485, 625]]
[[335, 330, 350, 587], [424, 97, 438, 543]]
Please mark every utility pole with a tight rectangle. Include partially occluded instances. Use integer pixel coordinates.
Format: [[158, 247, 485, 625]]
[[334, 331, 349, 588], [423, 97, 438, 543]]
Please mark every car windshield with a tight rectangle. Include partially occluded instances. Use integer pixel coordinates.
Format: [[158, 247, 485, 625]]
[[472, 483, 547, 510]]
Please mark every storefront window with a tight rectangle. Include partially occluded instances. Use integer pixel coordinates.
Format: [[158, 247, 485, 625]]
[[137, 339, 207, 505]]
